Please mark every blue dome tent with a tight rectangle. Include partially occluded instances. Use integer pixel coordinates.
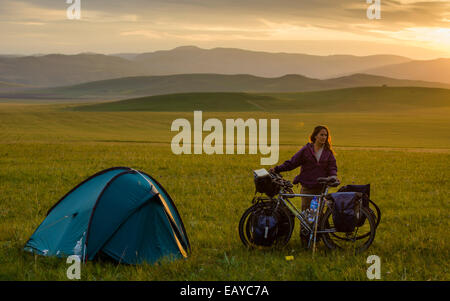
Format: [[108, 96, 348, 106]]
[[24, 167, 190, 264]]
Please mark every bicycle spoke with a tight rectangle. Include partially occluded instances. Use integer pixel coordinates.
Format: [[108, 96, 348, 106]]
[[320, 207, 376, 254]]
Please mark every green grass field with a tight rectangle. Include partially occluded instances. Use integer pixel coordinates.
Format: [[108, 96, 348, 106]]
[[0, 89, 449, 280]]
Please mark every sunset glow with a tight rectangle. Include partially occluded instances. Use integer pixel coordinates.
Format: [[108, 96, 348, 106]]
[[0, 0, 448, 58]]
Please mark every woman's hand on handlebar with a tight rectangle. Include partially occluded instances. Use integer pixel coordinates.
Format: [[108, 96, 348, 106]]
[[317, 176, 340, 187]]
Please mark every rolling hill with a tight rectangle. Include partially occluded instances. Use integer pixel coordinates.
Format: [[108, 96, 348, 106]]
[[0, 81, 36, 93], [364, 58, 450, 84], [10, 73, 450, 100], [72, 92, 280, 112], [0, 53, 148, 87], [72, 87, 450, 112]]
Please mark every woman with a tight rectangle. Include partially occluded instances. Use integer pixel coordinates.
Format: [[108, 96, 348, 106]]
[[269, 125, 338, 211]]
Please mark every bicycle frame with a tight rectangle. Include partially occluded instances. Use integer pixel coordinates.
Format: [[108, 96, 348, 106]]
[[276, 185, 336, 249]]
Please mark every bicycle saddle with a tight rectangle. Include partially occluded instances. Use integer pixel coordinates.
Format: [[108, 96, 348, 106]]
[[317, 176, 340, 187]]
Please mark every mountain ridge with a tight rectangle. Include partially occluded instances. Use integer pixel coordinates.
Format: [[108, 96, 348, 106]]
[[364, 58, 450, 84], [1, 46, 448, 88], [4, 73, 448, 99]]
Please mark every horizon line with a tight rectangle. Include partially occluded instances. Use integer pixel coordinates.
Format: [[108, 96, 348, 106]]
[[1, 45, 449, 60]]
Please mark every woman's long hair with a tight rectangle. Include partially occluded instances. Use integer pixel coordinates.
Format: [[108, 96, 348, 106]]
[[309, 125, 335, 154]]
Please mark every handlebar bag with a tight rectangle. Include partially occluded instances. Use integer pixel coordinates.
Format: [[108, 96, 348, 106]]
[[253, 169, 280, 197], [337, 184, 371, 227], [328, 192, 362, 232]]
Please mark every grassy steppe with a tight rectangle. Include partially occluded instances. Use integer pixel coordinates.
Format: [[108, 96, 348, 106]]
[[1, 143, 448, 280], [0, 91, 449, 280]]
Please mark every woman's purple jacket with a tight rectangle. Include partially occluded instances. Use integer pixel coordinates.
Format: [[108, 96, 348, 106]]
[[274, 143, 337, 189]]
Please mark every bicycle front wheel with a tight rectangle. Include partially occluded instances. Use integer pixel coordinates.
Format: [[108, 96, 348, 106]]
[[238, 202, 294, 249], [320, 207, 376, 254]]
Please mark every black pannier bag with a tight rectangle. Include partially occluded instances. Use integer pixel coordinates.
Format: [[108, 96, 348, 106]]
[[250, 207, 279, 246], [253, 169, 281, 197], [327, 192, 362, 232], [247, 203, 292, 247], [338, 184, 371, 227]]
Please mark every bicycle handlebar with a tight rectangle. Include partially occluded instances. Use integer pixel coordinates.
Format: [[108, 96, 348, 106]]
[[268, 171, 293, 189], [269, 171, 340, 189], [317, 176, 340, 187]]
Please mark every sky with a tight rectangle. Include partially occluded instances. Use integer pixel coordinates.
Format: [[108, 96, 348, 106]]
[[0, 0, 449, 59]]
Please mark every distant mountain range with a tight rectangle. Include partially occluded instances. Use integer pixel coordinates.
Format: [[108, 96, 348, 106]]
[[5, 73, 449, 99], [0, 53, 148, 87], [362, 58, 450, 84], [0, 46, 449, 90], [125, 46, 412, 79]]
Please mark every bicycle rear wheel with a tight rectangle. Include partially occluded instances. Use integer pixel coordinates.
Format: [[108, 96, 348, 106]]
[[369, 200, 381, 228], [320, 207, 376, 254]]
